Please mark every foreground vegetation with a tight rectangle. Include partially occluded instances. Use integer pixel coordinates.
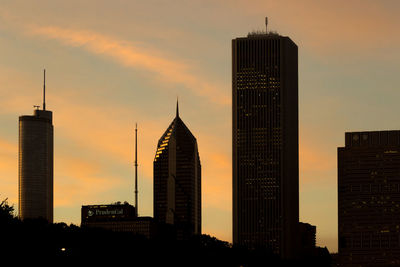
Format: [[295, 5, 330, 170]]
[[0, 199, 330, 266]]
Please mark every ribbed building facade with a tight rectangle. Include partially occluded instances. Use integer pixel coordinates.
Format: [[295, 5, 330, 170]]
[[19, 109, 53, 222], [153, 104, 201, 240], [338, 131, 400, 266], [232, 31, 298, 258]]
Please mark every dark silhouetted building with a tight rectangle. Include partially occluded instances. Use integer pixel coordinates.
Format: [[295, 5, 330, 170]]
[[298, 222, 316, 256], [81, 204, 157, 239], [19, 72, 53, 223], [232, 18, 299, 258], [338, 131, 400, 266], [153, 102, 201, 240]]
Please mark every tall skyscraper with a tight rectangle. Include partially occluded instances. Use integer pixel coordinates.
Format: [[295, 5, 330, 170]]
[[18, 70, 54, 223], [232, 18, 299, 258], [338, 131, 400, 266], [153, 102, 201, 240]]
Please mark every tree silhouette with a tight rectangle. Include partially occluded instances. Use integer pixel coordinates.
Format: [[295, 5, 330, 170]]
[[0, 198, 15, 223], [0, 196, 331, 266]]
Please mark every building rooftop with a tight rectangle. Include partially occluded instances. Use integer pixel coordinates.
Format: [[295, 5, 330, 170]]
[[343, 130, 400, 148], [247, 30, 280, 37]]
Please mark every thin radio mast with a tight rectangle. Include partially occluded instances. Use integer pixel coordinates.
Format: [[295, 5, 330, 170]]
[[43, 69, 46, 110], [135, 123, 138, 216]]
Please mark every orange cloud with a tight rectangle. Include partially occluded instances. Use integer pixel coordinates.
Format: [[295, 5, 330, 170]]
[[201, 153, 231, 211], [53, 95, 233, 210], [1, 89, 228, 213], [26, 25, 229, 106], [299, 141, 335, 173], [54, 156, 125, 207], [50, 97, 163, 180], [0, 138, 18, 204], [0, 138, 17, 156], [228, 0, 400, 56]]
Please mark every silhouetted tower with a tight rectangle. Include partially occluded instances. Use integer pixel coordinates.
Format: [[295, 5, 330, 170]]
[[18, 69, 54, 222], [153, 101, 201, 239], [232, 18, 299, 258], [338, 131, 400, 266]]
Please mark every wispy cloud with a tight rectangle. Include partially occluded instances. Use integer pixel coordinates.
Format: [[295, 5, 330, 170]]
[[55, 156, 124, 207], [50, 94, 233, 210], [26, 25, 229, 106], [0, 72, 233, 213], [232, 0, 400, 56]]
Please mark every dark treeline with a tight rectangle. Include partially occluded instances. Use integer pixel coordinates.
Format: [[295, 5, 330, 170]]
[[0, 199, 331, 266]]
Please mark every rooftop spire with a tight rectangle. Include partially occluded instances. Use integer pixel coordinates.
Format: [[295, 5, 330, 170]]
[[134, 123, 138, 217], [43, 69, 46, 111], [176, 97, 179, 118]]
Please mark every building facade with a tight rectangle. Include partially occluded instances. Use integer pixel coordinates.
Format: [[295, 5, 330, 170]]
[[19, 108, 54, 223], [153, 103, 201, 240], [232, 26, 299, 258], [338, 131, 400, 266], [298, 222, 317, 256], [81, 204, 157, 239]]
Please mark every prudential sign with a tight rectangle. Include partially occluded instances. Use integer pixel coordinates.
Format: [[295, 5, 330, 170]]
[[88, 208, 124, 217]]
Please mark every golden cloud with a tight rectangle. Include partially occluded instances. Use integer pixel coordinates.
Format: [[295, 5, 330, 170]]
[[26, 25, 229, 106]]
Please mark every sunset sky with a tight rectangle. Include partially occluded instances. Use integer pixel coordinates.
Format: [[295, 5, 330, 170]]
[[1, 0, 399, 252]]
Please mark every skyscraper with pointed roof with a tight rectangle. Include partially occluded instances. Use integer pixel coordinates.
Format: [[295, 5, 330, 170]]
[[153, 101, 201, 239]]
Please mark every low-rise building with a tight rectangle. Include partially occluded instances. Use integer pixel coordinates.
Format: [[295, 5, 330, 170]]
[[81, 203, 157, 239]]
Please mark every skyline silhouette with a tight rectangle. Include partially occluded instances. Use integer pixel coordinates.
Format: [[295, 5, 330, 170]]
[[1, 1, 400, 253]]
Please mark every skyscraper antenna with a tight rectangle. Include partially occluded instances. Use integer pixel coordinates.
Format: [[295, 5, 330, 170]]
[[134, 123, 138, 217], [176, 97, 179, 118], [43, 69, 46, 111], [265, 17, 268, 33]]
